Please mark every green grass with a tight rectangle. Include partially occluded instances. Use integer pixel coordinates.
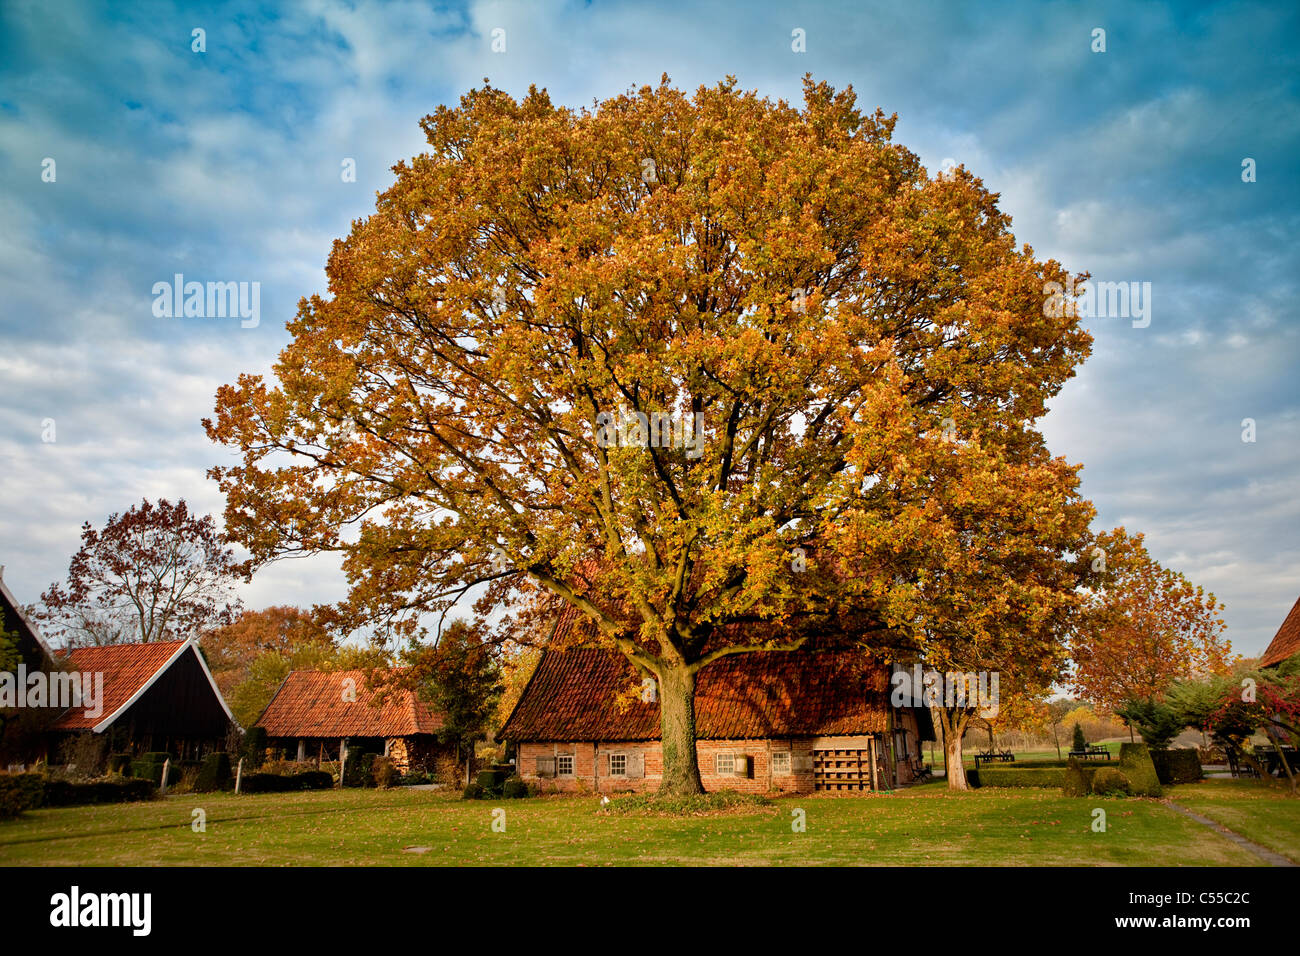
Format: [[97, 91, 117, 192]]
[[1166, 779, 1300, 863], [0, 778, 1289, 866]]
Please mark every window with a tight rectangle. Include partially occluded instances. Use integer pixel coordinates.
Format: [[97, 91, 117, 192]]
[[556, 754, 575, 776], [771, 751, 792, 775], [609, 753, 627, 776], [715, 752, 735, 775]]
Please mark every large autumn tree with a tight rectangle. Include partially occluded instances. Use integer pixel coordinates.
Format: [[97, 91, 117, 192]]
[[1070, 528, 1233, 717], [206, 76, 1093, 795], [38, 498, 246, 647]]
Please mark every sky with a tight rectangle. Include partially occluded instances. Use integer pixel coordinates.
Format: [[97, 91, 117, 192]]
[[0, 0, 1296, 658]]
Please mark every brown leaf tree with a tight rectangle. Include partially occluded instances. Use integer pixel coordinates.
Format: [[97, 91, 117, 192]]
[[206, 77, 1093, 794], [38, 498, 247, 647]]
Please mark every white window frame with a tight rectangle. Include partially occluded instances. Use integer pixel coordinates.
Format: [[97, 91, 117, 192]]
[[608, 752, 628, 777], [715, 752, 736, 775], [771, 751, 792, 775], [556, 753, 575, 777]]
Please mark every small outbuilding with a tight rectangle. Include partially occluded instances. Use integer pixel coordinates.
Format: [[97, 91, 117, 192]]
[[255, 669, 450, 774], [47, 639, 236, 760]]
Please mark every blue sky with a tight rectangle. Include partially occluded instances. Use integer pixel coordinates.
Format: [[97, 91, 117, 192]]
[[0, 0, 1297, 657]]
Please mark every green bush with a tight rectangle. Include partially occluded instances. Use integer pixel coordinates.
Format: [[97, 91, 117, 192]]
[[1150, 748, 1202, 785], [502, 776, 531, 799], [242, 727, 267, 770], [477, 768, 507, 793], [1071, 723, 1087, 752], [0, 772, 47, 818], [462, 782, 485, 800], [1091, 767, 1132, 796], [193, 752, 233, 793], [975, 766, 1068, 788], [1117, 743, 1163, 797], [343, 750, 378, 787], [131, 753, 180, 788], [371, 756, 399, 790], [42, 777, 156, 807], [107, 753, 132, 776]]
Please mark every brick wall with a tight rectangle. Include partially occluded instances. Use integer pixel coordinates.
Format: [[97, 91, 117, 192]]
[[519, 737, 847, 794]]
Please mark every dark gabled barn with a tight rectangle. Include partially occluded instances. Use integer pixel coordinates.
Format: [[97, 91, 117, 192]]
[[48, 640, 236, 760]]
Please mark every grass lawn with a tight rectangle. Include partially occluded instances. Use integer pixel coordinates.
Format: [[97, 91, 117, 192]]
[[0, 778, 1289, 866], [1166, 779, 1300, 864]]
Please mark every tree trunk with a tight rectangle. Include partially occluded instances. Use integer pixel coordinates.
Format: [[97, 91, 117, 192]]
[[657, 664, 705, 796], [939, 708, 971, 791]]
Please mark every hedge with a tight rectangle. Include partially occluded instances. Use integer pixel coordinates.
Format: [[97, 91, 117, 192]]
[[974, 766, 1069, 788], [0, 772, 47, 818], [238, 770, 334, 793], [1151, 748, 1202, 786], [42, 777, 156, 807]]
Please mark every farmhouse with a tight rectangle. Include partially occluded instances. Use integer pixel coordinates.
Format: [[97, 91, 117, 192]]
[[48, 639, 236, 760], [500, 645, 934, 794], [255, 669, 450, 774], [1259, 594, 1300, 669]]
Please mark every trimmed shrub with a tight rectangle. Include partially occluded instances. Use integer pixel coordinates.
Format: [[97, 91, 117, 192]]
[[975, 766, 1068, 788], [242, 727, 267, 770], [371, 756, 399, 790], [107, 753, 132, 776], [502, 776, 531, 799], [477, 768, 507, 793], [343, 751, 378, 787], [1071, 723, 1087, 752], [131, 752, 180, 787], [42, 776, 156, 807], [194, 752, 233, 793], [238, 770, 333, 793], [1151, 748, 1202, 785], [1062, 759, 1090, 797], [462, 782, 485, 800], [1091, 767, 1132, 796], [0, 772, 47, 818], [1117, 743, 1163, 797]]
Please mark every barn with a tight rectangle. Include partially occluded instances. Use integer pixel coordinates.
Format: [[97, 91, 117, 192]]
[[255, 669, 451, 774], [500, 645, 934, 794], [47, 639, 236, 760]]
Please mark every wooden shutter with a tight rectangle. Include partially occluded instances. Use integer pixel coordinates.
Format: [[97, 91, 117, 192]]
[[792, 752, 813, 773], [627, 752, 645, 779], [535, 756, 556, 778]]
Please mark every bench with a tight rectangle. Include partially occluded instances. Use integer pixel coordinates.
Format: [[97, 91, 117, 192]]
[[973, 750, 1016, 769], [1068, 747, 1110, 761]]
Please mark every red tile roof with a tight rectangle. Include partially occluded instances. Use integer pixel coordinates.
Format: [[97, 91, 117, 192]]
[[1261, 594, 1300, 668], [499, 646, 891, 742], [50, 640, 194, 731], [255, 669, 445, 738]]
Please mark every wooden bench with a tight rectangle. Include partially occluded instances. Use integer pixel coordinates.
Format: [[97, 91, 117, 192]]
[[1068, 747, 1111, 761], [973, 750, 1016, 769]]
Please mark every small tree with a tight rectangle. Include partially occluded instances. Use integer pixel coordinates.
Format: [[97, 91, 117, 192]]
[[400, 619, 502, 785], [1115, 696, 1184, 750], [1071, 722, 1087, 752]]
